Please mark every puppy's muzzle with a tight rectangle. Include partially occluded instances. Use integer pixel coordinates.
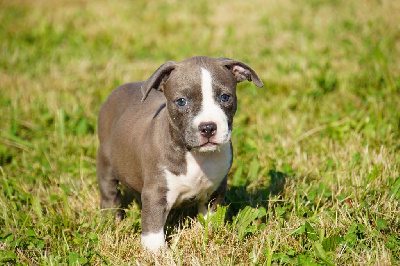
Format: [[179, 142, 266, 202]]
[[198, 122, 217, 139]]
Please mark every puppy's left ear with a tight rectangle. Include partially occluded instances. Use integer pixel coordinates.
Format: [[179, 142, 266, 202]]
[[217, 58, 264, 88], [141, 61, 178, 101]]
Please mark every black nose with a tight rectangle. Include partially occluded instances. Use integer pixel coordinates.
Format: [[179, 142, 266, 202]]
[[198, 122, 217, 138]]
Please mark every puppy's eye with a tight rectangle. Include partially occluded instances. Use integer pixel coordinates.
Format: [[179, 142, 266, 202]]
[[176, 98, 187, 106], [220, 94, 230, 102]]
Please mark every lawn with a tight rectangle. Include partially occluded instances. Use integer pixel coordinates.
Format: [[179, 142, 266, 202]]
[[0, 0, 399, 264]]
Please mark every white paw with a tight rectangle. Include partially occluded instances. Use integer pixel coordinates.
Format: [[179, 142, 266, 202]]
[[198, 204, 214, 220], [141, 230, 165, 252]]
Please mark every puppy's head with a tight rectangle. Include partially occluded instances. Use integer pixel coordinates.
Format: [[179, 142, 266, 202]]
[[141, 56, 264, 152]]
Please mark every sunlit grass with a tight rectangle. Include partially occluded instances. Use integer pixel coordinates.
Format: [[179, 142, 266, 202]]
[[1, 0, 399, 264]]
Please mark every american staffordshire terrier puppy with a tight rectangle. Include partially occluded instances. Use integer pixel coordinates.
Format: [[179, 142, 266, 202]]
[[97, 56, 263, 251]]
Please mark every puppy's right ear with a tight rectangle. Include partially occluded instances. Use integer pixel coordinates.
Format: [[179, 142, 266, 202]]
[[141, 61, 177, 101]]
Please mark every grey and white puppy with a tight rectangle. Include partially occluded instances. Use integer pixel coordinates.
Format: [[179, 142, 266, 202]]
[[97, 56, 263, 251]]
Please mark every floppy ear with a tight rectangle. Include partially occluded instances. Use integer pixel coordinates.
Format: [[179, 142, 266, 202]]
[[217, 58, 264, 88], [141, 61, 177, 101]]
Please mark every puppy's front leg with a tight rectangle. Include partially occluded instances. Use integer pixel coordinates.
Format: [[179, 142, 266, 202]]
[[198, 176, 228, 219], [140, 187, 169, 252]]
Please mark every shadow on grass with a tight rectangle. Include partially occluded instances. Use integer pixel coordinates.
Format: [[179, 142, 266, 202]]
[[225, 169, 288, 221]]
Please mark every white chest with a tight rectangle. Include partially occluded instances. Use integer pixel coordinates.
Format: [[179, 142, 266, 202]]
[[164, 143, 232, 210]]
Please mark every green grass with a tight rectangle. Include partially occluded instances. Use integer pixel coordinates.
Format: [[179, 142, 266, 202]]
[[1, 0, 399, 264]]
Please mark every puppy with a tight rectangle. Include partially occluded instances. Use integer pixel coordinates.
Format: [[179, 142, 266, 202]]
[[97, 56, 263, 251]]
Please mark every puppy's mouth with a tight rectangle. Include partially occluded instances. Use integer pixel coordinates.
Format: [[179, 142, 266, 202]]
[[200, 140, 219, 147], [193, 140, 222, 152], [185, 131, 232, 152]]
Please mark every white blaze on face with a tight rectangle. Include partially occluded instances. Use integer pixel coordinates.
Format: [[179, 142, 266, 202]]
[[193, 68, 230, 151]]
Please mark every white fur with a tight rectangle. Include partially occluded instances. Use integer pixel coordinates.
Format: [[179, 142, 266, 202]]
[[165, 142, 231, 212], [193, 68, 231, 151], [198, 200, 212, 219], [141, 229, 165, 252]]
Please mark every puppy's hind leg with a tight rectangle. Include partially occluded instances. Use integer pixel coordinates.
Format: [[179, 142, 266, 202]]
[[97, 147, 124, 220]]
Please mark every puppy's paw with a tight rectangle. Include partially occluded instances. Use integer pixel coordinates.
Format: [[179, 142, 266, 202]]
[[141, 230, 165, 252]]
